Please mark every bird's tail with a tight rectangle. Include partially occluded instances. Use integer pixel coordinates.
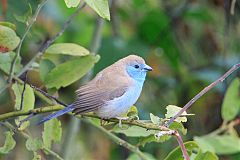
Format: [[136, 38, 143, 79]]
[[37, 105, 74, 125]]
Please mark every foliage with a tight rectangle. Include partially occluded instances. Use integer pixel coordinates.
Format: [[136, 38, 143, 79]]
[[0, 0, 239, 160]]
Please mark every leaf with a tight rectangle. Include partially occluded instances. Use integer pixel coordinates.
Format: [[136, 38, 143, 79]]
[[165, 105, 187, 123], [42, 118, 62, 149], [124, 105, 138, 118], [0, 21, 16, 30], [44, 54, 100, 89], [169, 122, 187, 135], [84, 0, 110, 20], [12, 83, 35, 130], [195, 151, 218, 160], [39, 59, 56, 82], [138, 134, 171, 147], [45, 43, 90, 56], [33, 152, 41, 160], [26, 138, 43, 151], [0, 131, 16, 154], [0, 52, 22, 74], [14, 3, 32, 24], [194, 135, 240, 154], [64, 0, 81, 8], [113, 125, 156, 137], [150, 113, 161, 125], [127, 153, 156, 160], [164, 141, 199, 160], [0, 25, 20, 52], [221, 78, 240, 121]]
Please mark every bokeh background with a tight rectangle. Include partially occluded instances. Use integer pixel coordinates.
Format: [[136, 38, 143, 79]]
[[0, 0, 240, 159]]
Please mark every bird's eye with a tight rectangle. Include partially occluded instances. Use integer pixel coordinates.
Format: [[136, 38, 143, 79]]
[[134, 65, 139, 69]]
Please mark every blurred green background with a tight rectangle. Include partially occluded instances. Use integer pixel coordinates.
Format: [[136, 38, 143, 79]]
[[0, 0, 240, 159]]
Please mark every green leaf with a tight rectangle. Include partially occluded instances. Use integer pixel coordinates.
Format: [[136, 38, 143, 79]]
[[194, 135, 240, 154], [42, 118, 62, 149], [26, 138, 43, 151], [13, 3, 32, 24], [39, 59, 56, 82], [12, 83, 35, 130], [0, 25, 20, 52], [0, 131, 16, 154], [44, 54, 100, 89], [169, 122, 187, 135], [221, 78, 240, 121], [124, 105, 138, 118], [164, 141, 199, 160], [84, 0, 110, 20], [127, 153, 156, 160], [138, 134, 171, 147], [0, 22, 16, 30], [0, 52, 22, 74], [195, 151, 218, 160], [150, 113, 161, 125], [113, 125, 156, 137], [165, 105, 187, 123], [33, 152, 41, 160], [64, 0, 81, 8], [45, 43, 90, 56]]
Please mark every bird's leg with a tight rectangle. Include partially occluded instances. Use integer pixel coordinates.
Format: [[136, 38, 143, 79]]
[[116, 117, 129, 128]]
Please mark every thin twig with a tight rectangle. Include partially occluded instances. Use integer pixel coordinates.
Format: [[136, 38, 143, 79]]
[[29, 83, 67, 106], [8, 0, 49, 83], [173, 131, 190, 160], [155, 130, 190, 160], [167, 63, 240, 126], [19, 72, 28, 111], [16, 2, 86, 78]]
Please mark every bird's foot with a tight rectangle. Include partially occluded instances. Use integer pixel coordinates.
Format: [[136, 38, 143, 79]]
[[116, 117, 129, 128]]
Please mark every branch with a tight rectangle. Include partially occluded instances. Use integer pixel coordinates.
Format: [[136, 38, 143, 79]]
[[8, 0, 49, 83], [0, 105, 169, 132], [174, 131, 190, 160], [167, 63, 240, 126], [155, 130, 190, 160], [2, 122, 64, 160], [17, 2, 86, 77]]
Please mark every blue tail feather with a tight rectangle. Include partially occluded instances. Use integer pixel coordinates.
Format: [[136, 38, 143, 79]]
[[37, 105, 74, 125]]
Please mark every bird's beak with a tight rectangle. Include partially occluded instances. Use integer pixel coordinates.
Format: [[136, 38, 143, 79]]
[[143, 64, 153, 71]]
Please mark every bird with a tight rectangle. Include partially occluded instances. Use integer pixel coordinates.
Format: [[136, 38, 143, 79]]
[[37, 55, 152, 125]]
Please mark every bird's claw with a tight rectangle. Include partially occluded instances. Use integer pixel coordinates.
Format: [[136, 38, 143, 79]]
[[116, 117, 129, 128]]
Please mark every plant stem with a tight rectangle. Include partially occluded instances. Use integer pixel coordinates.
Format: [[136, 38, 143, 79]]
[[8, 0, 49, 83], [167, 63, 240, 126], [174, 131, 190, 160]]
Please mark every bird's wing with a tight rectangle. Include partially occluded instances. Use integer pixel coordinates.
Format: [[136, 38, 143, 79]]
[[72, 84, 128, 115]]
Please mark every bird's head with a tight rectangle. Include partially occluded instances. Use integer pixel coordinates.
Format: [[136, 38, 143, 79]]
[[120, 55, 152, 82]]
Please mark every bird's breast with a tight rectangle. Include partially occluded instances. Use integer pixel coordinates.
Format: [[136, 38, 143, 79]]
[[95, 81, 144, 118]]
